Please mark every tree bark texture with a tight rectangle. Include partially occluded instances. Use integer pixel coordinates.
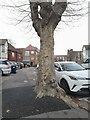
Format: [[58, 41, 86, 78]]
[[35, 24, 58, 96]]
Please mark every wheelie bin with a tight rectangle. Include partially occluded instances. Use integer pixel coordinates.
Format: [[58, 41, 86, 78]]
[[11, 65, 16, 74]]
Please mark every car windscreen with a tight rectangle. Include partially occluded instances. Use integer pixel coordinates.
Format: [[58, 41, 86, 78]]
[[0, 60, 8, 65], [60, 62, 85, 71]]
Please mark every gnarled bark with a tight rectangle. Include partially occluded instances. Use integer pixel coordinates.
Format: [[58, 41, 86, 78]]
[[35, 24, 57, 97]]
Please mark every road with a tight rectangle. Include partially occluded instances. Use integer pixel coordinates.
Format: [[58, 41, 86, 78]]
[[1, 67, 72, 119], [0, 67, 90, 119]]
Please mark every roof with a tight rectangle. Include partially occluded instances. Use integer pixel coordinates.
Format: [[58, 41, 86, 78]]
[[25, 44, 39, 52], [8, 43, 17, 52], [83, 45, 90, 50], [0, 39, 8, 45], [8, 43, 21, 53]]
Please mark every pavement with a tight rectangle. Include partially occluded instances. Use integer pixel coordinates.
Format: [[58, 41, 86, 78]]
[[24, 108, 88, 118], [1, 67, 89, 119]]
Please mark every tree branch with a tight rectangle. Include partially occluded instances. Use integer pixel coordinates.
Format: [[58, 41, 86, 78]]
[[50, 1, 67, 29], [30, 1, 41, 36]]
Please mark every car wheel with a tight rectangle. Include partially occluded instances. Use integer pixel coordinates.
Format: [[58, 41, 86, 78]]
[[60, 79, 70, 94]]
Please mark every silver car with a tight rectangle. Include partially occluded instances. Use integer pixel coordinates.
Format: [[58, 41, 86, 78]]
[[0, 59, 11, 76]]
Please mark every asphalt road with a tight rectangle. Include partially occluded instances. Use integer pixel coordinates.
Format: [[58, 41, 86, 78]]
[[1, 67, 71, 119]]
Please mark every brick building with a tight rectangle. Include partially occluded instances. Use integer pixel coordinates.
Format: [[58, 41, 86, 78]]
[[8, 43, 22, 62], [24, 44, 39, 66], [17, 44, 39, 66], [67, 49, 83, 63]]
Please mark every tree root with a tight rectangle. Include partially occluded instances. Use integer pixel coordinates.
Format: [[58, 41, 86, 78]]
[[34, 83, 79, 108]]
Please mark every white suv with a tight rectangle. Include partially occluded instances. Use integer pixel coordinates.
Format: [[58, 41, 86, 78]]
[[55, 61, 90, 94], [0, 59, 11, 76]]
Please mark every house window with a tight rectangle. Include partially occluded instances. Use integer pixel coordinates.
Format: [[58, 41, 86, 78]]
[[25, 56, 30, 61], [2, 45, 5, 52], [31, 51, 34, 54], [12, 52, 15, 57], [63, 57, 65, 60], [57, 57, 59, 61], [25, 51, 30, 56], [31, 57, 34, 60], [18, 54, 21, 59]]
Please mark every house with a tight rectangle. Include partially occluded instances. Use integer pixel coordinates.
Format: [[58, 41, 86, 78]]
[[67, 49, 83, 63], [54, 55, 68, 62], [0, 39, 22, 61], [82, 45, 90, 61], [0, 39, 8, 59], [17, 44, 39, 66], [24, 44, 39, 66]]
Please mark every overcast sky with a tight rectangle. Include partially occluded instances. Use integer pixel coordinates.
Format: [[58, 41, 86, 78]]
[[0, 0, 88, 55]]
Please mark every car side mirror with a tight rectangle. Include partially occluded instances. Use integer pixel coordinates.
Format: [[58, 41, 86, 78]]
[[56, 67, 61, 71]]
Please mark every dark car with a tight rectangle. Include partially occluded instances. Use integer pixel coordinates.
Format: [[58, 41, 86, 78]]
[[23, 61, 31, 67], [17, 62, 24, 69]]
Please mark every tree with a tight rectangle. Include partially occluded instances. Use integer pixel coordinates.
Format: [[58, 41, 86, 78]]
[[30, 0, 67, 97], [0, 0, 88, 100]]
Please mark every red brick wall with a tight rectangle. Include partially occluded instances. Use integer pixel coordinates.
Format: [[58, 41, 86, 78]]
[[8, 51, 17, 61]]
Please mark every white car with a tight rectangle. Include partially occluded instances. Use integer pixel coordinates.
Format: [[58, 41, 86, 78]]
[[55, 61, 90, 94], [0, 59, 11, 76]]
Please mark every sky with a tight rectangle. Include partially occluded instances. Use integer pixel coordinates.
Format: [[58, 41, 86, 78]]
[[0, 0, 88, 55]]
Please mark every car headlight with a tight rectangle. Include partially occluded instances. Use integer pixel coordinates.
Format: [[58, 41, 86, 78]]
[[69, 76, 86, 80], [69, 76, 77, 80]]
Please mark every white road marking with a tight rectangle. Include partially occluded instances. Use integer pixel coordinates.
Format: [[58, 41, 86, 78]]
[[6, 109, 10, 113], [24, 80, 28, 83]]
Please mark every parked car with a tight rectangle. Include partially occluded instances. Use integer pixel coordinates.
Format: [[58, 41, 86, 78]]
[[23, 61, 31, 67], [82, 58, 90, 70], [0, 59, 11, 76], [17, 62, 24, 69], [9, 61, 18, 70], [55, 61, 90, 94]]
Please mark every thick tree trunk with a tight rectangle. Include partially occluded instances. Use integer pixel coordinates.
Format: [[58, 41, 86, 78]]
[[30, 1, 68, 98], [35, 24, 58, 97]]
